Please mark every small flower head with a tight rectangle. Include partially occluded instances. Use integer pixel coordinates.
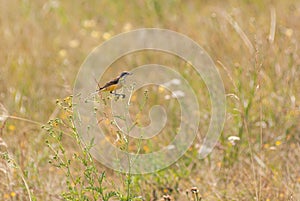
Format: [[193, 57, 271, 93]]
[[228, 136, 240, 146], [103, 32, 112, 40], [82, 19, 96, 28], [122, 22, 132, 32], [191, 186, 199, 194], [163, 194, 171, 201], [58, 49, 67, 58], [91, 30, 101, 39], [69, 39, 79, 48]]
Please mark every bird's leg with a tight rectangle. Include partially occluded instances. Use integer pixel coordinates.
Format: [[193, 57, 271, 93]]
[[120, 93, 126, 98], [110, 91, 126, 99], [111, 90, 125, 98]]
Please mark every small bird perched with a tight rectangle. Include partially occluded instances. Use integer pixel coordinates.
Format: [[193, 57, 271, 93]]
[[97, 71, 132, 98]]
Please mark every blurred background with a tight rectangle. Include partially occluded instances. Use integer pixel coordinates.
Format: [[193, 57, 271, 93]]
[[0, 0, 299, 200]]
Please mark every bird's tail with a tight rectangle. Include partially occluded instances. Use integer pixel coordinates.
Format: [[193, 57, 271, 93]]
[[96, 87, 104, 92]]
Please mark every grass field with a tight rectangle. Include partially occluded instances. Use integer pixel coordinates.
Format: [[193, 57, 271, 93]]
[[0, 0, 300, 200]]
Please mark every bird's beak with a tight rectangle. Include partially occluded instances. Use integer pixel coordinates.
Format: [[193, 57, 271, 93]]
[[128, 72, 133, 75]]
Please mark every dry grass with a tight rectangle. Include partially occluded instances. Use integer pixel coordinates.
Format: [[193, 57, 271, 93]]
[[0, 0, 300, 200]]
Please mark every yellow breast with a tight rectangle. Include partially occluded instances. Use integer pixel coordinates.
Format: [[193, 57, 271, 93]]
[[102, 83, 122, 92]]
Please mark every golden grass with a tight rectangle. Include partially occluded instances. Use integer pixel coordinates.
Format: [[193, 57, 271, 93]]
[[0, 0, 300, 200]]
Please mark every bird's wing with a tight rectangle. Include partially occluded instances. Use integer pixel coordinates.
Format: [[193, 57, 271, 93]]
[[99, 77, 119, 90]]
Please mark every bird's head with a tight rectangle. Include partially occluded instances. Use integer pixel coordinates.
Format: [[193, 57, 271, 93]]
[[119, 71, 132, 78]]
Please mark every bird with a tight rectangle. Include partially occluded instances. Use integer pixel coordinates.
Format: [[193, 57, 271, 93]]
[[97, 71, 132, 98]]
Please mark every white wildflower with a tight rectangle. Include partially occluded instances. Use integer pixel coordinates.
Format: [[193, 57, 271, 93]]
[[228, 136, 240, 145]]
